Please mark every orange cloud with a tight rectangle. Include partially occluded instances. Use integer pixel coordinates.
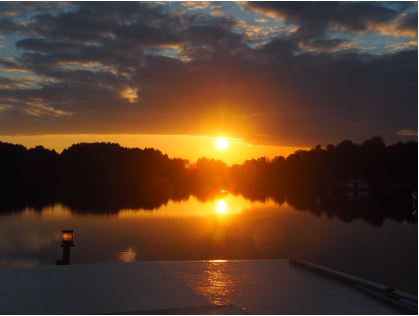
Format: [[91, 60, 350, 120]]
[[120, 87, 139, 103]]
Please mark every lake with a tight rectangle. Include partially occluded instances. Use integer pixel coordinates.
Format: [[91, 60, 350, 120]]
[[0, 192, 416, 294]]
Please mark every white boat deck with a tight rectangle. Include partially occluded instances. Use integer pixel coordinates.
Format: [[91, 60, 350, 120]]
[[0, 260, 415, 314]]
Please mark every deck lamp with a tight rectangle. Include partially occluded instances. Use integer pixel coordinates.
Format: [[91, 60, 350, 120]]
[[56, 229, 75, 265]]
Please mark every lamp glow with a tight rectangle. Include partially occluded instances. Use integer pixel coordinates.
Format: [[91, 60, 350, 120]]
[[57, 229, 75, 265], [62, 230, 74, 243]]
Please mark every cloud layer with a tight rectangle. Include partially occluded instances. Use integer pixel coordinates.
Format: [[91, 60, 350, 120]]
[[0, 1, 417, 145]]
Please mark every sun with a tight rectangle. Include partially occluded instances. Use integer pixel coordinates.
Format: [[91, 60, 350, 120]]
[[215, 199, 228, 215], [215, 137, 229, 150]]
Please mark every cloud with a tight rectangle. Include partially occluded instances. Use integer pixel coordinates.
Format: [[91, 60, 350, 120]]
[[120, 86, 139, 103], [248, 3, 395, 30], [376, 11, 418, 39], [397, 128, 418, 137], [180, 1, 212, 10], [0, 2, 416, 146], [246, 2, 418, 41], [0, 104, 12, 113], [23, 101, 72, 118]]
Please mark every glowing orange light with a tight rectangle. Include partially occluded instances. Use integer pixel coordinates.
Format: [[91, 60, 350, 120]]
[[118, 248, 136, 263], [62, 230, 74, 242], [215, 137, 229, 150], [215, 199, 228, 215]]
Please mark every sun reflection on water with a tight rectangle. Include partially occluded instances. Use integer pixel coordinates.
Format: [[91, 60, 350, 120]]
[[118, 247, 137, 263], [197, 261, 233, 306], [117, 193, 276, 218]]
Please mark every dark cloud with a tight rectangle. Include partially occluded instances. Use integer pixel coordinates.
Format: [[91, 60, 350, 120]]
[[395, 12, 418, 38], [0, 2, 72, 17], [247, 2, 404, 33], [0, 2, 416, 146], [0, 17, 27, 34], [16, 38, 80, 53]]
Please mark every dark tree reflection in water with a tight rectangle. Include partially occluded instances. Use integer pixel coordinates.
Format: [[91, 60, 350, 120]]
[[0, 193, 416, 294], [0, 139, 416, 293]]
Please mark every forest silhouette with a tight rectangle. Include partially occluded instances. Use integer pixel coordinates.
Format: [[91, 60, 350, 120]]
[[0, 136, 416, 225]]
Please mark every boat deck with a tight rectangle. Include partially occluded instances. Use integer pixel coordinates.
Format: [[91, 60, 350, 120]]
[[0, 260, 416, 314]]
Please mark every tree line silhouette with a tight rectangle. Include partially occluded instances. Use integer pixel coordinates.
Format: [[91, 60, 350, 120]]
[[230, 136, 417, 196], [0, 136, 416, 225]]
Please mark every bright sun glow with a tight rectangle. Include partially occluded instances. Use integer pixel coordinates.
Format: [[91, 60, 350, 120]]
[[215, 137, 229, 150], [215, 199, 228, 215]]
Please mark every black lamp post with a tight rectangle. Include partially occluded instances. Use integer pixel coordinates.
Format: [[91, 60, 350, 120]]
[[56, 229, 75, 265]]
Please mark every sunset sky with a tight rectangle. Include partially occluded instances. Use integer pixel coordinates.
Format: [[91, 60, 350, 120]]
[[0, 1, 417, 164]]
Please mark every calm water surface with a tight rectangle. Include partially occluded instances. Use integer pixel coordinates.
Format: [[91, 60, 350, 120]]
[[0, 193, 416, 294]]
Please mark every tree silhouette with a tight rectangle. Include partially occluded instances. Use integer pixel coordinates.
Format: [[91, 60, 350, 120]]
[[0, 137, 416, 225]]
